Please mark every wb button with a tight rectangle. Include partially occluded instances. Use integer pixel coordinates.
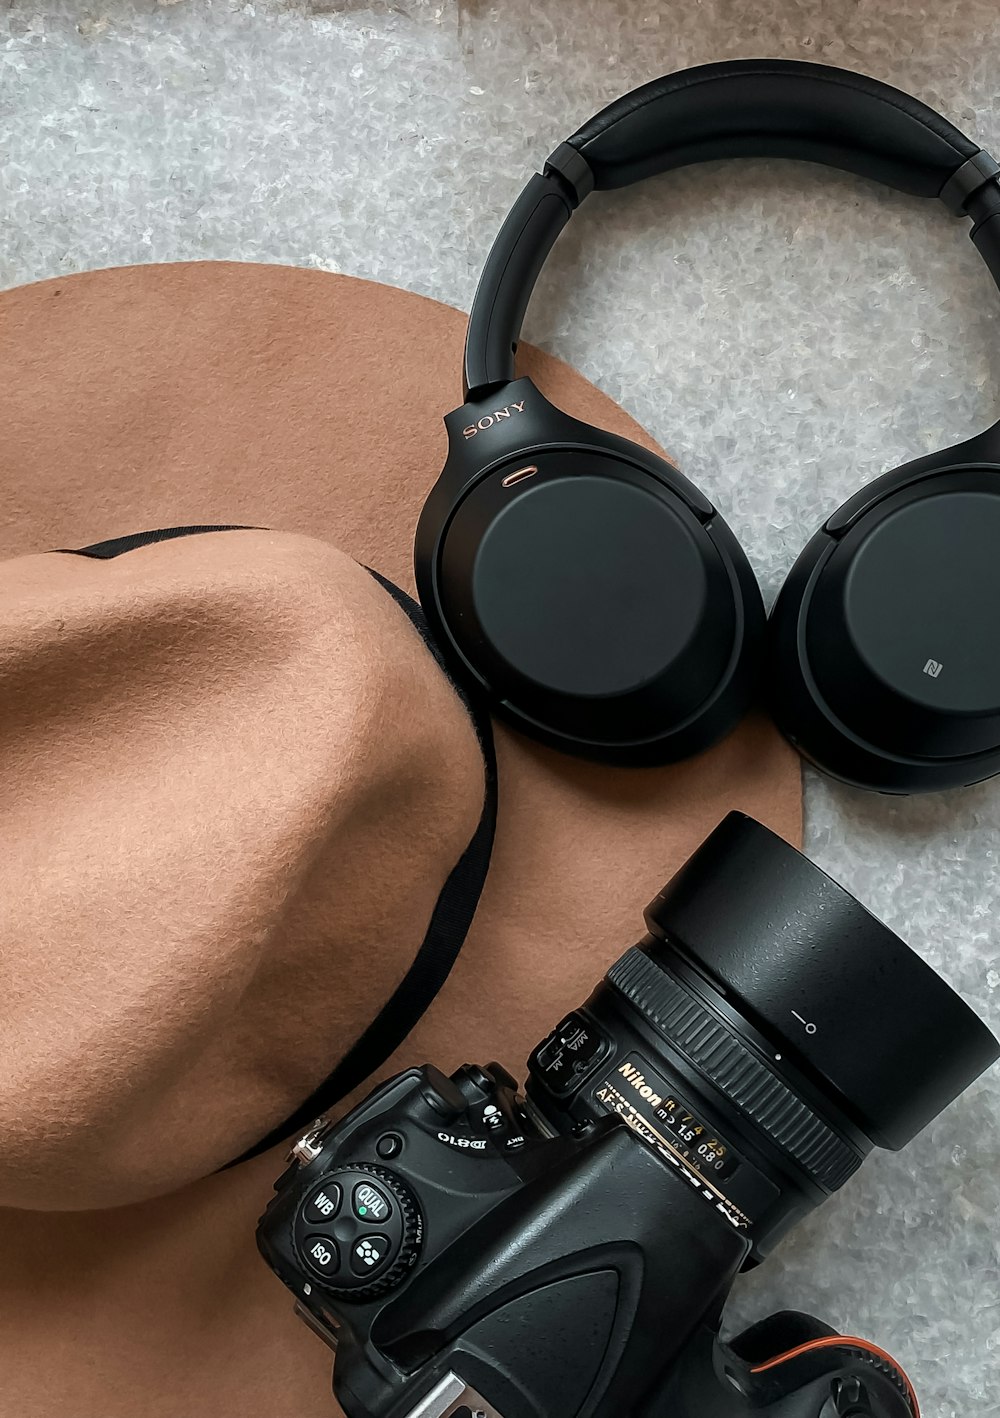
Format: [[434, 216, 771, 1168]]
[[304, 1183, 342, 1224]]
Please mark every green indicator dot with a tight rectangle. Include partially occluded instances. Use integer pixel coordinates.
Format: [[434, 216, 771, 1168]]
[[358, 1206, 367, 1216]]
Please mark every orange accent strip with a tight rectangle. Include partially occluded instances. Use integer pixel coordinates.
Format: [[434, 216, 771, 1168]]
[[750, 1335, 920, 1418]]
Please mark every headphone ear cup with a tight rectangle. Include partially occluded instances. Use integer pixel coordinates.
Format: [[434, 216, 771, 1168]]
[[418, 438, 765, 764], [769, 465, 1000, 793]]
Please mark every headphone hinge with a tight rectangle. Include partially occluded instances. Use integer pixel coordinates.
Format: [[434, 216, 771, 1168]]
[[940, 149, 1000, 216], [544, 142, 596, 207]]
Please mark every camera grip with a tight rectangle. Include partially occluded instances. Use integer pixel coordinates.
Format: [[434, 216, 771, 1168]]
[[368, 1122, 748, 1418]]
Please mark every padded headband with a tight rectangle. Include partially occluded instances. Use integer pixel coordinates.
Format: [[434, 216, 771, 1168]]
[[463, 59, 1000, 398]]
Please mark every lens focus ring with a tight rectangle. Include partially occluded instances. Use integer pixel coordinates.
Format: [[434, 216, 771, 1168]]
[[607, 949, 862, 1193]]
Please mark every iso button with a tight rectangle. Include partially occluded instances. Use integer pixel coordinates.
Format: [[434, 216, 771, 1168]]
[[303, 1236, 340, 1277]]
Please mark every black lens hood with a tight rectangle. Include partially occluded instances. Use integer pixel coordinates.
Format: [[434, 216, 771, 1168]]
[[644, 813, 999, 1150]]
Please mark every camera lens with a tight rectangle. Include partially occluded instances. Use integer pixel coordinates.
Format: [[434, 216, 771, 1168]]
[[527, 813, 998, 1256]]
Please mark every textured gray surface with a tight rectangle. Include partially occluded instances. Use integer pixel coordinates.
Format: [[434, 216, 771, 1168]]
[[3, 2, 1000, 1413]]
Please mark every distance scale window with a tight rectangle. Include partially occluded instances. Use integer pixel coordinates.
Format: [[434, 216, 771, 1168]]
[[594, 1062, 741, 1186], [657, 1097, 738, 1181]]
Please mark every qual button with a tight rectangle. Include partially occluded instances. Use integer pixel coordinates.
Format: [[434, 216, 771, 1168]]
[[352, 1181, 392, 1224]]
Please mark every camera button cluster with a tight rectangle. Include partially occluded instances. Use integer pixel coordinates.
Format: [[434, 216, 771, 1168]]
[[294, 1165, 423, 1300]]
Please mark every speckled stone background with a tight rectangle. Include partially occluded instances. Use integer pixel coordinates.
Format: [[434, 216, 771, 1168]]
[[2, 2, 1000, 1414]]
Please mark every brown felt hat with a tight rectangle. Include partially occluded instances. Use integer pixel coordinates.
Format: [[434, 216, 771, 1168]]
[[0, 263, 801, 1417]]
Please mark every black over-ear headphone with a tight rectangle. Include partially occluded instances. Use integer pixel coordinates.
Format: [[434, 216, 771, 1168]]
[[415, 59, 1000, 793]]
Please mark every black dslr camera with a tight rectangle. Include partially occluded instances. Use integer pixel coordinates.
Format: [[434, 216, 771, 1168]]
[[257, 815, 998, 1418]]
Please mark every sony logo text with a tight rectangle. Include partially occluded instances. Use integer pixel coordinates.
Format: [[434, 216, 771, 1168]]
[[463, 401, 526, 439]]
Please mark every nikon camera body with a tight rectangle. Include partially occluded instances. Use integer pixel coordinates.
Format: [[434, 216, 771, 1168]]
[[257, 815, 999, 1418]]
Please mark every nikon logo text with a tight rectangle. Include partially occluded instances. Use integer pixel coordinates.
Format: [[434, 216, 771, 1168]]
[[463, 401, 526, 439], [618, 1062, 663, 1110]]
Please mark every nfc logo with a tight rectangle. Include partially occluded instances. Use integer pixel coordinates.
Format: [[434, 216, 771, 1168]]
[[923, 659, 944, 679]]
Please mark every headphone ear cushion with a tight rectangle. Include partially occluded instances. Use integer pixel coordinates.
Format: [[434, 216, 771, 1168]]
[[769, 467, 1000, 793]]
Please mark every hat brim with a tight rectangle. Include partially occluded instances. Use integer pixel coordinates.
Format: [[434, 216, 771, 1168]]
[[0, 261, 801, 1416]]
